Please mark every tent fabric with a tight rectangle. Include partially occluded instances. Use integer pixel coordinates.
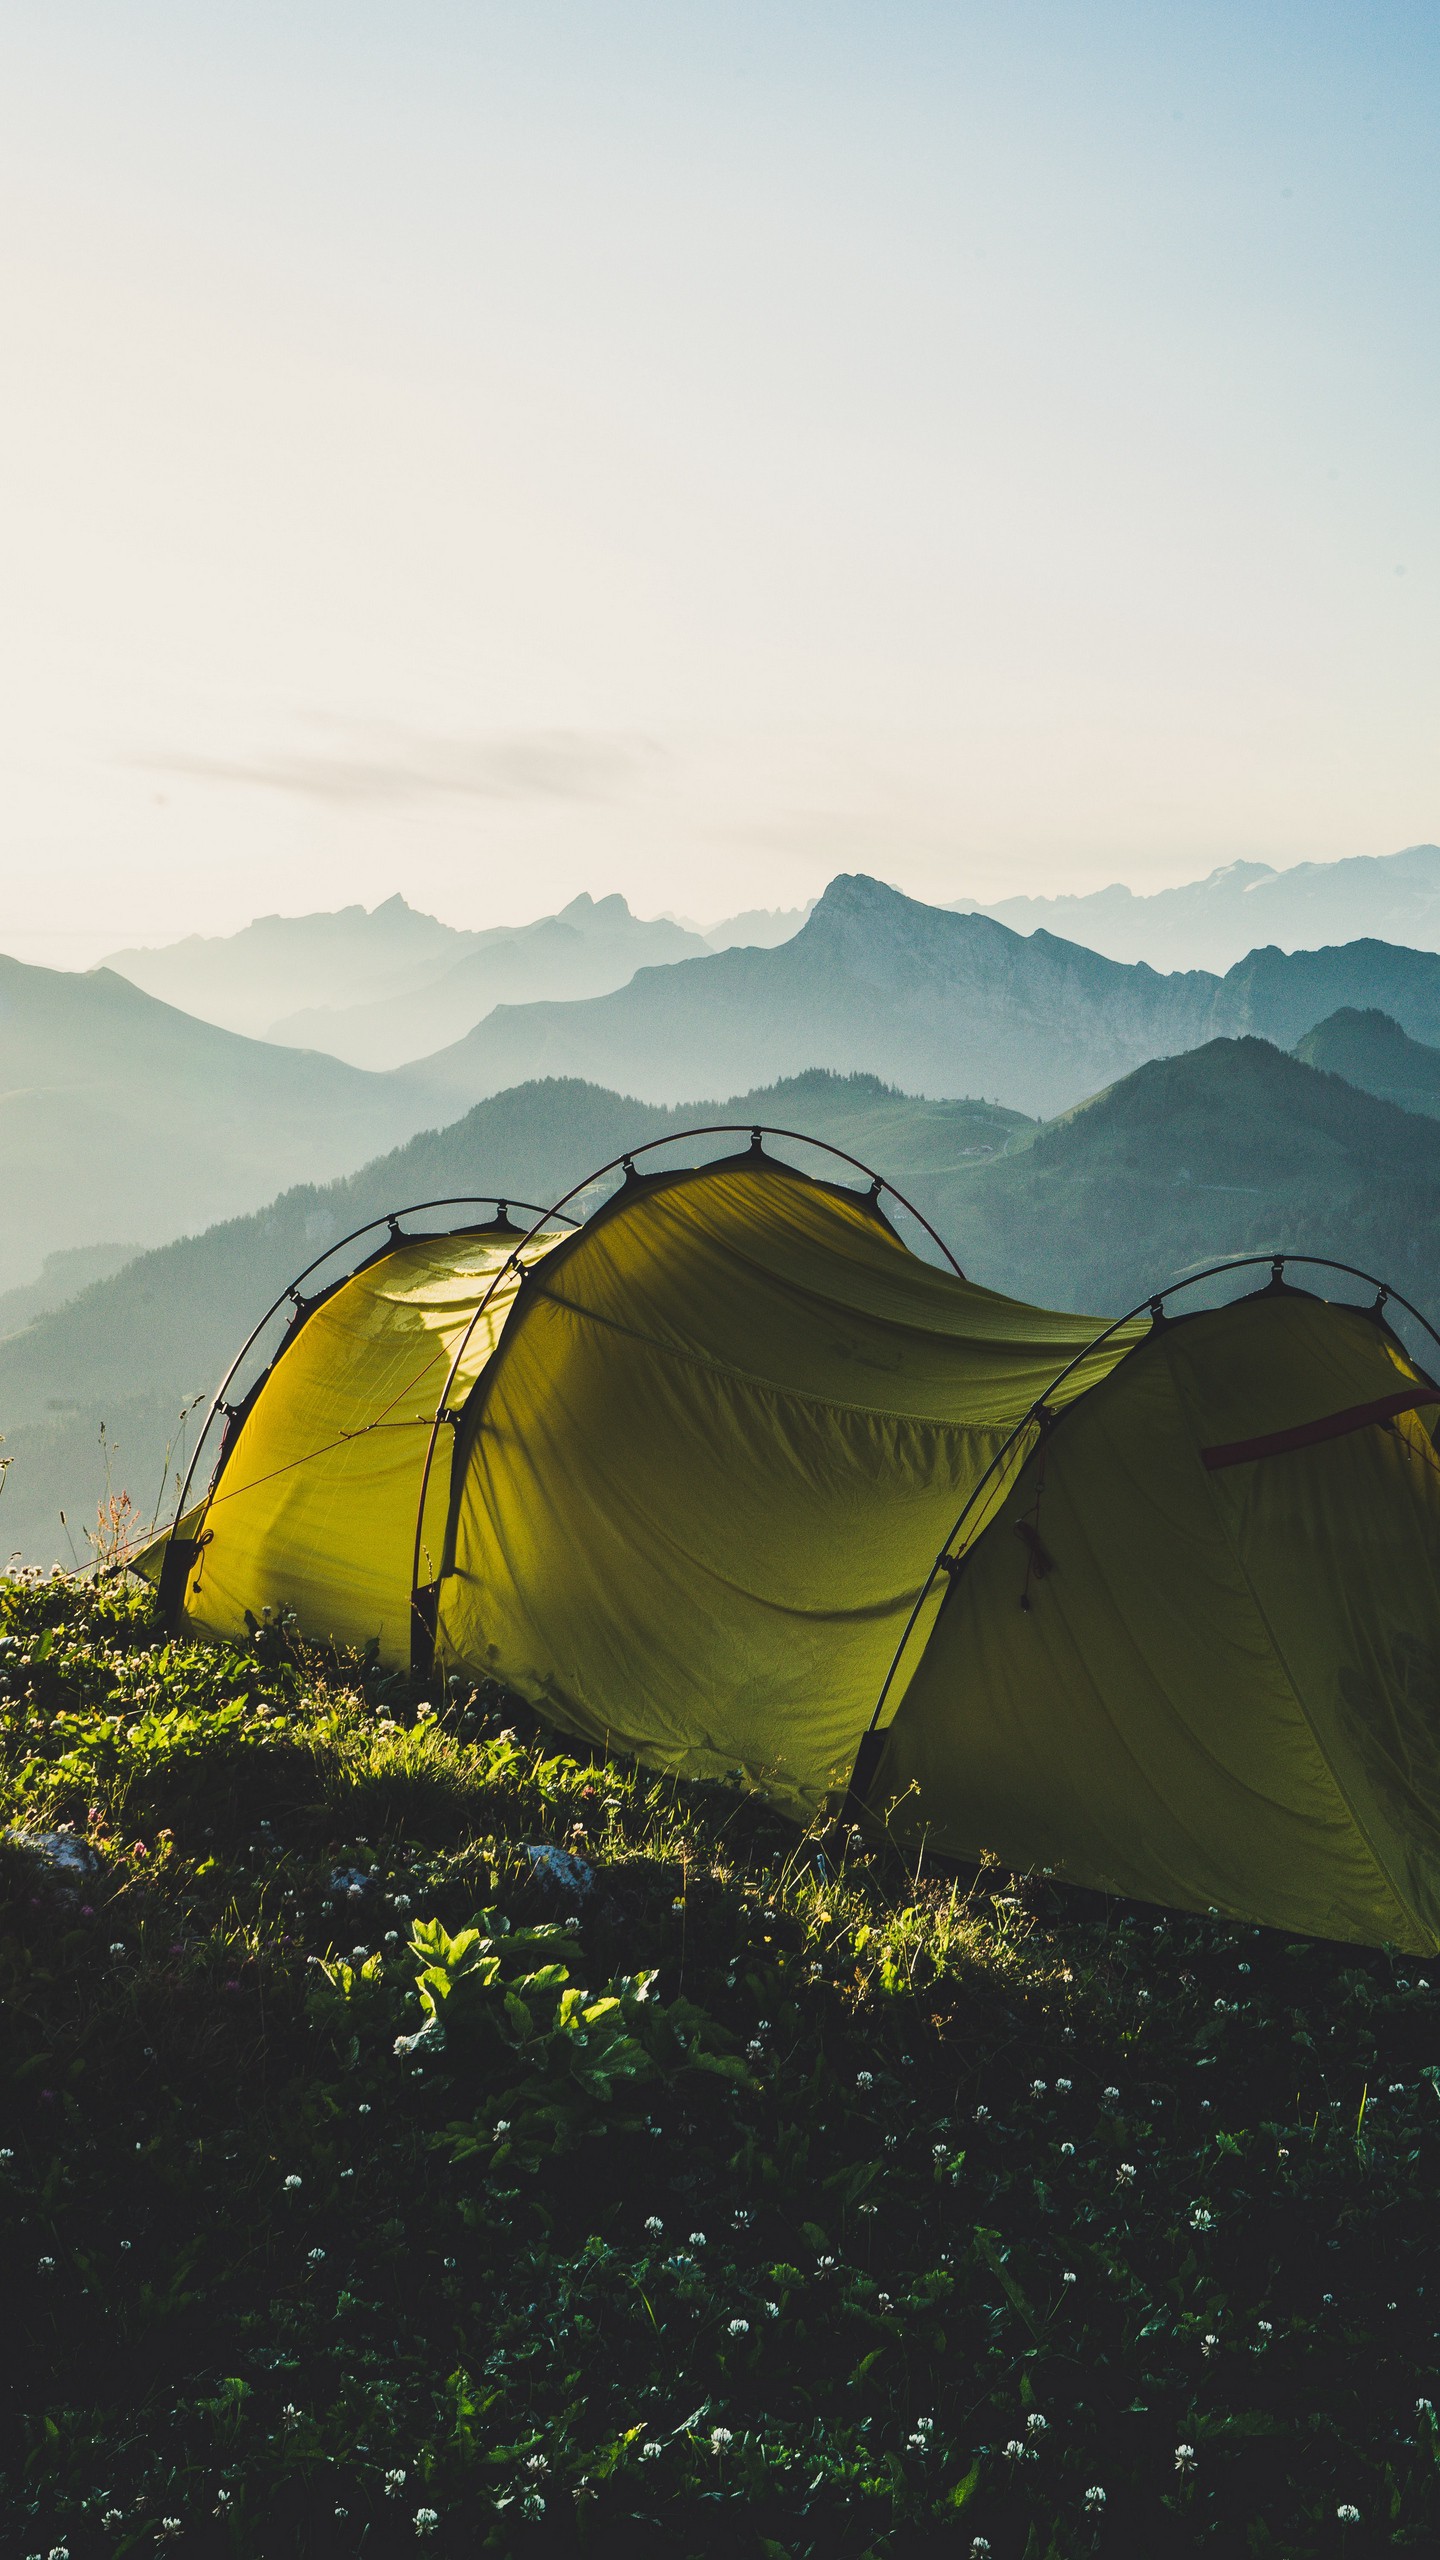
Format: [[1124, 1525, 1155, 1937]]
[[868, 1290, 1440, 1951], [155, 1150, 1440, 1951]]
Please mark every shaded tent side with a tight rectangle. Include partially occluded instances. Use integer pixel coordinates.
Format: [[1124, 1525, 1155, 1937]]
[[869, 1290, 1440, 1951]]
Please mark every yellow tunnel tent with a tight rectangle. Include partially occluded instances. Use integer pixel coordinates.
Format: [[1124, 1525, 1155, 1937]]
[[147, 1131, 1440, 1954]]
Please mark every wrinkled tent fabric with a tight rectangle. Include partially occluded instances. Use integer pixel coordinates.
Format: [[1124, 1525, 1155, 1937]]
[[151, 1154, 1440, 1951], [869, 1291, 1440, 1953]]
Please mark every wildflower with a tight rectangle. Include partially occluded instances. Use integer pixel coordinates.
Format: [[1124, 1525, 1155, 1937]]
[[970, 2543, 992, 2557], [644, 2216, 664, 2236], [283, 2174, 302, 2192], [856, 2069, 874, 2089], [973, 2105, 990, 2123], [1062, 2270, 1076, 2284], [307, 2248, 326, 2265], [1256, 2318, 1272, 2335], [728, 2318, 750, 2335], [1102, 2085, 1120, 2104], [1418, 2397, 1435, 2417], [641, 2441, 662, 2460], [37, 2255, 56, 2273], [1175, 2443, 1197, 2475], [109, 1941, 126, 1958], [1026, 2412, 1048, 2435], [746, 2039, 765, 2059], [1060, 2141, 1075, 2156], [525, 2455, 549, 2474], [1030, 2079, 1048, 2096], [1056, 2077, 1072, 2093], [933, 2142, 948, 2159], [494, 2120, 511, 2136], [1190, 2205, 1216, 2231], [1084, 2485, 1106, 2511], [1336, 2506, 1361, 2526], [1201, 2332, 1219, 2356], [101, 2517, 123, 2533], [1002, 2438, 1027, 2461], [384, 2471, 407, 2497], [689, 2232, 707, 2248], [764, 2300, 780, 2317], [710, 2426, 734, 2452], [1116, 2161, 1136, 2186], [0, 2148, 13, 2163], [521, 2492, 545, 2517]]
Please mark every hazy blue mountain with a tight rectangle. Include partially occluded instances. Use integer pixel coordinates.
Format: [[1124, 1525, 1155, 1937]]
[[0, 1244, 139, 1342], [271, 895, 712, 1067], [958, 842, 1440, 973], [1291, 1009, 1440, 1120], [393, 873, 1440, 1123], [702, 902, 814, 950], [105, 893, 476, 1040], [395, 875, 1221, 1121], [0, 956, 421, 1290], [0, 1072, 1026, 1566], [952, 1034, 1440, 1324]]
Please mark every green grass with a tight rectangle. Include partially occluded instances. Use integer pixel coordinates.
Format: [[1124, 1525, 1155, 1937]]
[[2, 1576, 1438, 2557]]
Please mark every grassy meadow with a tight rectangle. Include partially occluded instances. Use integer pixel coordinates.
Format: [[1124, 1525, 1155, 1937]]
[[2, 1572, 1438, 2557]]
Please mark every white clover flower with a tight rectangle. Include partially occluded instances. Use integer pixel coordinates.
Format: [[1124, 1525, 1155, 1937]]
[[283, 2174, 302, 2192], [0, 2148, 13, 2162], [1201, 2332, 1219, 2356], [710, 2426, 734, 2452], [1026, 2412, 1048, 2435], [1084, 2486, 1106, 2510], [746, 2039, 765, 2059], [1102, 2086, 1120, 2104], [640, 2441, 662, 2460], [1175, 2443, 1197, 2474], [970, 2543, 991, 2557], [913, 2415, 933, 2434], [644, 2215, 663, 2235], [1062, 2270, 1076, 2285], [764, 2300, 779, 2317], [1336, 2506, 1361, 2525], [37, 2255, 56, 2273], [494, 2120, 511, 2137], [1030, 2079, 1047, 2096], [1055, 2078, 1072, 2094], [307, 2248, 325, 2265], [932, 2142, 948, 2159], [1190, 2205, 1216, 2231], [1417, 2397, 1435, 2417], [1257, 2319, 1272, 2334], [689, 2232, 707, 2248], [109, 1942, 126, 1957], [973, 2105, 990, 2123], [1060, 2141, 1075, 2157], [1116, 2161, 1136, 2186], [727, 2318, 750, 2335], [1002, 2437, 1026, 2461], [521, 2492, 545, 2517], [384, 2470, 407, 2497]]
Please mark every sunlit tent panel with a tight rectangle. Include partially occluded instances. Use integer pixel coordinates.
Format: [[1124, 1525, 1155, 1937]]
[[870, 1292, 1440, 1950], [436, 1164, 1135, 1811], [152, 1149, 1440, 1950], [173, 1230, 565, 1663]]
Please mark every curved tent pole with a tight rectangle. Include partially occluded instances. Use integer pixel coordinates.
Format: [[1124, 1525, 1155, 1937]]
[[405, 1121, 968, 1675], [157, 1196, 579, 1607], [849, 1250, 1440, 1797]]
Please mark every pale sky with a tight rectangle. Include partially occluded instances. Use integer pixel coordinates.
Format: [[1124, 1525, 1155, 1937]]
[[1, 1, 1436, 966]]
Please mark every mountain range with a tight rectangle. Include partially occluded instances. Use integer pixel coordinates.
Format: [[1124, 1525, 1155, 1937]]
[[9, 1023, 1440, 1567], [18, 875, 1440, 1293], [105, 891, 810, 1054], [962, 842, 1440, 973], [390, 874, 1440, 1123]]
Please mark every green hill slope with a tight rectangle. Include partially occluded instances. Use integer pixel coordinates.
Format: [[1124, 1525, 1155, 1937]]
[[945, 1035, 1440, 1317], [1292, 1007, 1440, 1119]]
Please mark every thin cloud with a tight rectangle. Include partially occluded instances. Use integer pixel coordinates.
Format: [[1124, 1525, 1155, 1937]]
[[133, 726, 658, 808]]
